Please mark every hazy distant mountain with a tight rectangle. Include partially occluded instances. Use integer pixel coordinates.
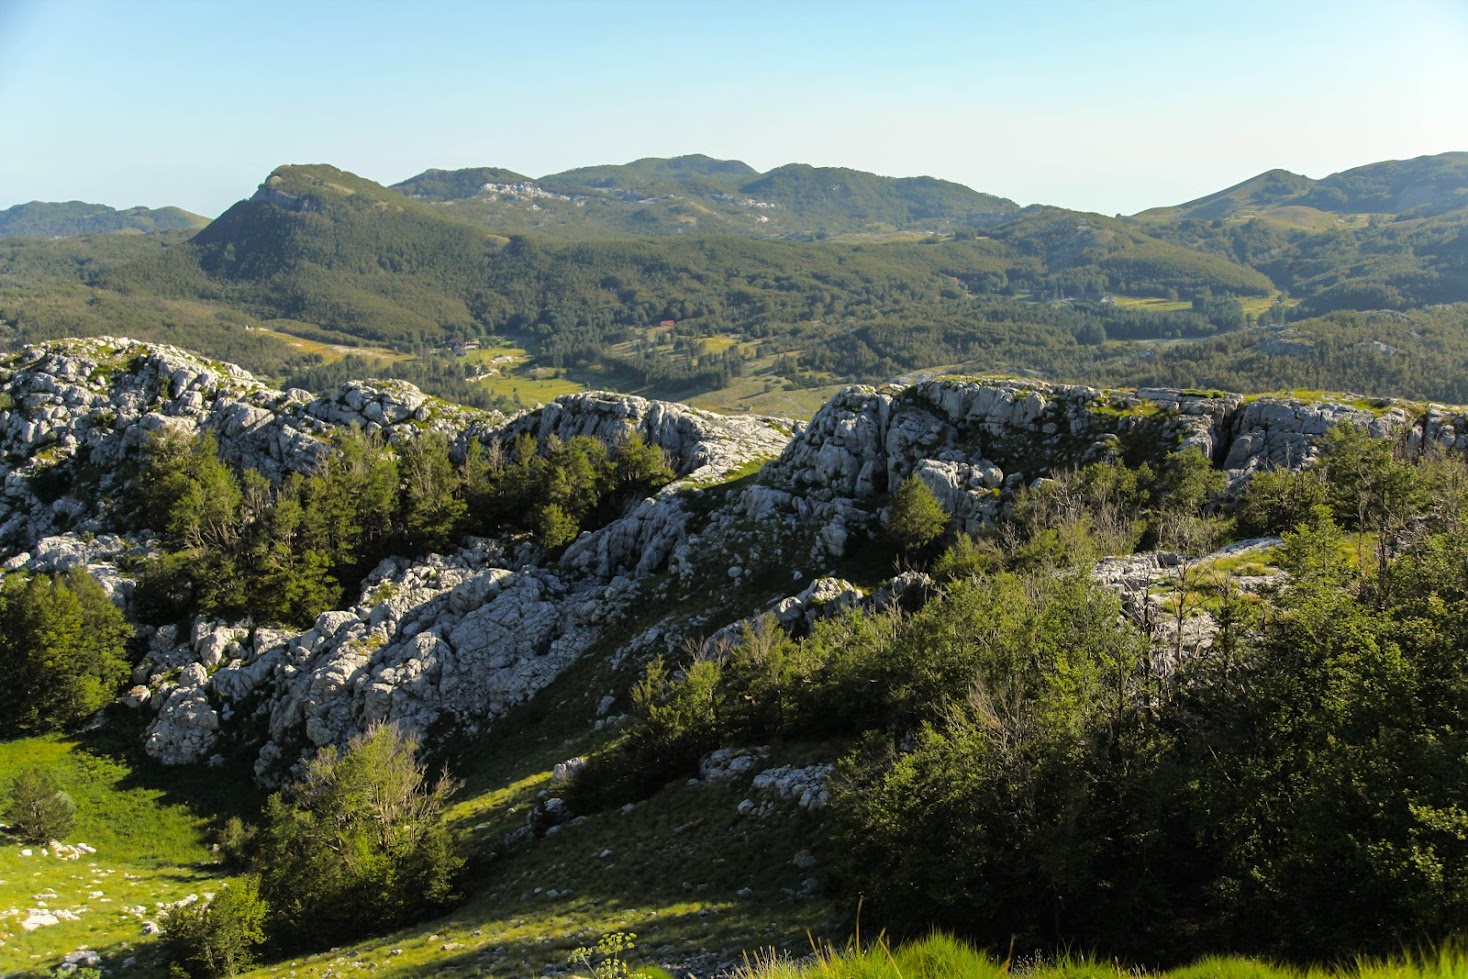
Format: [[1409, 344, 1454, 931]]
[[390, 154, 1021, 238], [0, 200, 208, 238], [1138, 152, 1468, 223], [391, 167, 533, 202], [1129, 153, 1468, 313]]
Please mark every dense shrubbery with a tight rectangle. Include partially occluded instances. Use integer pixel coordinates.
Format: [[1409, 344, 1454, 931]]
[[161, 878, 267, 978], [574, 433, 1468, 963], [256, 724, 461, 948], [128, 425, 674, 626], [0, 567, 131, 734]]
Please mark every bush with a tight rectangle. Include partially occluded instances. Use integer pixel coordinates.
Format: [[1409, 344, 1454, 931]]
[[256, 724, 463, 948], [3, 766, 76, 843], [0, 569, 132, 734], [886, 474, 948, 553], [161, 877, 267, 977], [212, 816, 258, 869]]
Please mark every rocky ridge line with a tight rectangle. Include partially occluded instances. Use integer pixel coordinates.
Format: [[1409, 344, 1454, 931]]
[[6, 339, 1468, 777]]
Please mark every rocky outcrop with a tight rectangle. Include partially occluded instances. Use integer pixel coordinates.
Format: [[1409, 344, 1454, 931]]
[[756, 377, 1468, 560], [0, 337, 500, 550], [498, 391, 793, 485], [7, 339, 1468, 778]]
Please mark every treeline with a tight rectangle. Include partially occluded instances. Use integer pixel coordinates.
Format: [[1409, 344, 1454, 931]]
[[572, 428, 1468, 963], [1090, 304, 1468, 403], [129, 426, 673, 627]]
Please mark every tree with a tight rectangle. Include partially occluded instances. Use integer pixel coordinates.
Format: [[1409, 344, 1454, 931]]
[[4, 766, 76, 843], [537, 502, 580, 551], [0, 569, 131, 734], [886, 474, 948, 552], [399, 431, 467, 552], [134, 430, 245, 551], [256, 724, 462, 948], [161, 878, 267, 977]]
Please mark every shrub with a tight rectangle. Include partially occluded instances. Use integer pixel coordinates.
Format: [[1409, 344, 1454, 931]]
[[256, 724, 463, 948], [212, 816, 258, 869], [161, 878, 267, 977], [3, 766, 76, 843], [886, 474, 948, 552]]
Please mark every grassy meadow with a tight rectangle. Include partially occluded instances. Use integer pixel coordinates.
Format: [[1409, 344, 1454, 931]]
[[0, 730, 249, 975]]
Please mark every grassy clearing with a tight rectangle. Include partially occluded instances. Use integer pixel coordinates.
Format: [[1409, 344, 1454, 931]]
[[465, 343, 587, 405], [689, 375, 845, 419], [1110, 295, 1284, 317], [734, 932, 1468, 979], [247, 324, 409, 365], [0, 731, 245, 974], [698, 336, 741, 354], [1113, 296, 1193, 313]]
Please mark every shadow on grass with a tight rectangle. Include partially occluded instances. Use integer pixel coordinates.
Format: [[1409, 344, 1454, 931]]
[[71, 704, 267, 827]]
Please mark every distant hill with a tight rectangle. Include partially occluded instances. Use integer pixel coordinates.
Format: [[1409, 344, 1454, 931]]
[[0, 200, 208, 238], [92, 162, 1276, 355], [1131, 153, 1468, 313], [1139, 152, 1468, 222], [390, 154, 1020, 239], [392, 167, 533, 202]]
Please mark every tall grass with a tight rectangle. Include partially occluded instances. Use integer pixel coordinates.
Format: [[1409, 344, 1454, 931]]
[[734, 934, 1468, 979]]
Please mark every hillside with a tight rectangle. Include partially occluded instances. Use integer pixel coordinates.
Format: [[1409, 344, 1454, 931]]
[[0, 200, 209, 238], [390, 154, 1020, 239], [1139, 152, 1468, 221], [5, 339, 1468, 975], [79, 164, 1270, 374]]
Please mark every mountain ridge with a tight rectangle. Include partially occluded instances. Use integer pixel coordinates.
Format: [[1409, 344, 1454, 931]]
[[0, 200, 209, 239]]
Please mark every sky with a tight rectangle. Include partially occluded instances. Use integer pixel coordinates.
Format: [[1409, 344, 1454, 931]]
[[2, 0, 1466, 218]]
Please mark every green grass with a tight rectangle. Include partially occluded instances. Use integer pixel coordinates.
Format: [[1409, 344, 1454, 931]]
[[464, 343, 587, 405], [224, 648, 841, 979], [0, 730, 249, 973], [1112, 296, 1193, 313], [248, 325, 409, 366], [688, 375, 845, 419], [734, 932, 1468, 979]]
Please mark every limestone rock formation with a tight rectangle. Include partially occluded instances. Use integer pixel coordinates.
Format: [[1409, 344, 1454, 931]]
[[4, 338, 1465, 778]]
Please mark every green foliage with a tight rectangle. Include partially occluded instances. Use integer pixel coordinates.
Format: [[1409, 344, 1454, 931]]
[[885, 474, 948, 553], [213, 815, 258, 869], [735, 931, 1468, 979], [1234, 466, 1329, 537], [569, 930, 638, 979], [126, 423, 676, 627], [400, 431, 467, 552], [814, 450, 1468, 962], [256, 724, 463, 949], [161, 877, 268, 977], [0, 568, 131, 734], [3, 766, 76, 842], [1153, 446, 1227, 515], [929, 533, 1003, 581], [536, 502, 580, 551]]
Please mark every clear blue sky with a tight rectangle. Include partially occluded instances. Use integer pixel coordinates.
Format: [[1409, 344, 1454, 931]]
[[3, 0, 1466, 217]]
